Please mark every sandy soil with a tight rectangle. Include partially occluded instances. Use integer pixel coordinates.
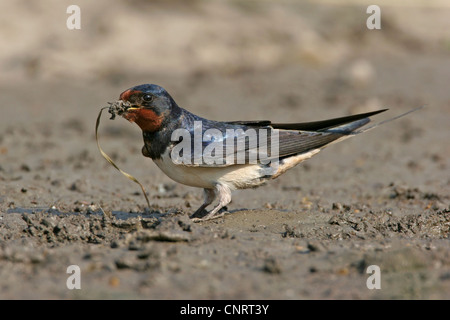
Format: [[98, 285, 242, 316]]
[[0, 0, 449, 299]]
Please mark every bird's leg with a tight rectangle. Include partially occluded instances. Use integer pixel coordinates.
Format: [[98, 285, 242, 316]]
[[190, 188, 216, 219], [192, 184, 232, 222]]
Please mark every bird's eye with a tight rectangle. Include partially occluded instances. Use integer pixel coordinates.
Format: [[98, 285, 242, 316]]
[[142, 94, 153, 102]]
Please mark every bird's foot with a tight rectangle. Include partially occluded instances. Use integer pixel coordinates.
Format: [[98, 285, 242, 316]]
[[190, 206, 228, 222], [191, 211, 225, 222]]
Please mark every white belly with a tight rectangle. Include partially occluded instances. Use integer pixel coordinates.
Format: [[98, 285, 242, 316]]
[[152, 149, 322, 190], [152, 150, 265, 190]]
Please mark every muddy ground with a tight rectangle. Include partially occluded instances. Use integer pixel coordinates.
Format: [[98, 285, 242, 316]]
[[0, 1, 449, 299]]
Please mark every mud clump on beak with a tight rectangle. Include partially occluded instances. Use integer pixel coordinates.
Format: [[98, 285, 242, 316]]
[[107, 100, 133, 120]]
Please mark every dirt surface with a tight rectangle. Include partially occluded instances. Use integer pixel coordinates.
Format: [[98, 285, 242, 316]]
[[0, 0, 449, 299]]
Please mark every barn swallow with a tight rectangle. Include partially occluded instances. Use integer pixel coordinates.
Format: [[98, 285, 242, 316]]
[[111, 84, 398, 221]]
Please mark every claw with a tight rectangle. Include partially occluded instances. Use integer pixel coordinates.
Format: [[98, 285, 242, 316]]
[[191, 211, 226, 223]]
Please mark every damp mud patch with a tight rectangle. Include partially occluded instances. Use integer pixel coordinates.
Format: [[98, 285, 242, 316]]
[[1, 210, 204, 245], [283, 208, 450, 240]]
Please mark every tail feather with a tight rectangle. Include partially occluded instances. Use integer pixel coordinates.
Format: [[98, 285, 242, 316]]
[[275, 106, 424, 159], [271, 109, 388, 131], [351, 106, 425, 135]]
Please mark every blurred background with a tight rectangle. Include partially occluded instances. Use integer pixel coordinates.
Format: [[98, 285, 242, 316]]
[[0, 0, 449, 213]]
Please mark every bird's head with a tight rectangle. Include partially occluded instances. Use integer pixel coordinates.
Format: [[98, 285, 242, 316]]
[[118, 84, 178, 132]]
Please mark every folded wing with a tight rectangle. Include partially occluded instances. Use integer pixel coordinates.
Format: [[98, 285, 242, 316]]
[[170, 109, 388, 167]]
